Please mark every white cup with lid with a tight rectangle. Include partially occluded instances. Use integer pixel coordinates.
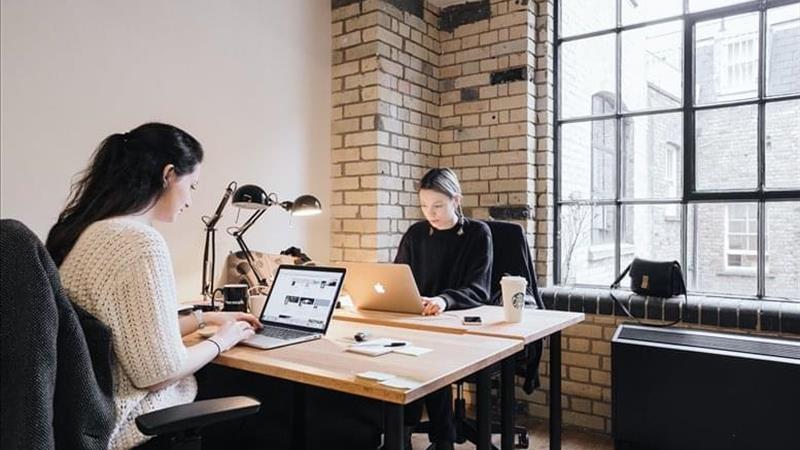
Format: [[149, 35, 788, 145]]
[[500, 275, 527, 323]]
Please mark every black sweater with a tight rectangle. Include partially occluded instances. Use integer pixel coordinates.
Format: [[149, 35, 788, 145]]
[[394, 217, 493, 310]]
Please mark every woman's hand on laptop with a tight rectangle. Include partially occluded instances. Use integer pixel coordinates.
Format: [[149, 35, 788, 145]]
[[211, 320, 257, 351], [206, 312, 262, 330], [421, 296, 446, 316]]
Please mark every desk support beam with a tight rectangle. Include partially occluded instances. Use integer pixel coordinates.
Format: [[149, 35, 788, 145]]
[[384, 403, 404, 450], [476, 367, 491, 450], [501, 354, 516, 450], [549, 331, 562, 450], [291, 384, 306, 450]]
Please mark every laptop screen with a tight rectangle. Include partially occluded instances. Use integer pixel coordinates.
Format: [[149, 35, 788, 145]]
[[260, 266, 345, 331]]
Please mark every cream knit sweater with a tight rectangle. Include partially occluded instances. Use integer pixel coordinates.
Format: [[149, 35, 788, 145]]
[[60, 217, 197, 449]]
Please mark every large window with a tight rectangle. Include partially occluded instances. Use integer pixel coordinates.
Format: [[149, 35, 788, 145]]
[[556, 0, 800, 300]]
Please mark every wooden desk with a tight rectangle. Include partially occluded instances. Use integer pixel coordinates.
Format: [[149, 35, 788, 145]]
[[335, 305, 585, 450], [336, 305, 583, 344], [188, 320, 521, 450]]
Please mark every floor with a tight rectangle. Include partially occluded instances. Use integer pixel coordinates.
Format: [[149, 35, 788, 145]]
[[409, 419, 614, 450]]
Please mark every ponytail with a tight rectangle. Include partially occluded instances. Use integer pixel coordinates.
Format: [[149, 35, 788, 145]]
[[46, 123, 203, 266]]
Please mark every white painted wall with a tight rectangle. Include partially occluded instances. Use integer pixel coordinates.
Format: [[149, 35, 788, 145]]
[[1, 0, 332, 299]]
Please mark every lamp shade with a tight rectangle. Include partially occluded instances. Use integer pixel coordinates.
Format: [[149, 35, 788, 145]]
[[285, 195, 322, 216], [232, 184, 272, 210]]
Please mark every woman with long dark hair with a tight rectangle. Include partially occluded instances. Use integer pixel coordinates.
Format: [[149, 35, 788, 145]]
[[47, 123, 260, 449]]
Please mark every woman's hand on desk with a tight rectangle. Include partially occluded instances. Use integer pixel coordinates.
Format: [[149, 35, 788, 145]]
[[421, 296, 446, 316], [211, 320, 257, 351], [205, 311, 262, 330]]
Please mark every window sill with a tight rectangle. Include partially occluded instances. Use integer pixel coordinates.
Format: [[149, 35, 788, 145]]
[[540, 285, 800, 335]]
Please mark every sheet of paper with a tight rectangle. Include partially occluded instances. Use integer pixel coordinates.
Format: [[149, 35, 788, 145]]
[[356, 371, 396, 381], [379, 377, 422, 390], [392, 346, 432, 356], [345, 346, 393, 357]]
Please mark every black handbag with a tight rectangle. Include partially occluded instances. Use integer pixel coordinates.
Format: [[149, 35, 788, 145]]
[[612, 258, 686, 297], [610, 257, 687, 327]]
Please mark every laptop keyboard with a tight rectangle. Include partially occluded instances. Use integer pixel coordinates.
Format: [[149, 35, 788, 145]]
[[258, 325, 310, 340]]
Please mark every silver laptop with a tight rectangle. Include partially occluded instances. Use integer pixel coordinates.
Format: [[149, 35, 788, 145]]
[[242, 265, 346, 350], [341, 262, 424, 314]]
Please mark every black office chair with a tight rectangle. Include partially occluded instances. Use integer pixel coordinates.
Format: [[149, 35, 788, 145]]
[[0, 219, 260, 450], [414, 220, 544, 449]]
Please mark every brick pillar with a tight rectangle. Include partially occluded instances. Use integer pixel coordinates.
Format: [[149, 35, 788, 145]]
[[331, 0, 441, 263], [438, 0, 551, 284]]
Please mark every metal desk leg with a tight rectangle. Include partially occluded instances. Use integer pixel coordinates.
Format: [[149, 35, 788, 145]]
[[550, 331, 562, 450], [291, 383, 306, 450], [476, 367, 491, 450], [384, 403, 405, 450], [501, 355, 516, 450]]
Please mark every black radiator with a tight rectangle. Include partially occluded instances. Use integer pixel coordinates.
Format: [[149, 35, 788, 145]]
[[612, 324, 800, 450]]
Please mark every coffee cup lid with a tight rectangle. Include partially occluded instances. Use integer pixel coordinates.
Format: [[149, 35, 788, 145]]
[[500, 275, 526, 282]]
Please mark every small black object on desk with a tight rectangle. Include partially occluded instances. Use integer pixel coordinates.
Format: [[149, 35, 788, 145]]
[[354, 331, 369, 342]]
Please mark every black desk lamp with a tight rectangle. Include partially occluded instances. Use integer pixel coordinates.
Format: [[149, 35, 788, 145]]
[[227, 184, 322, 288]]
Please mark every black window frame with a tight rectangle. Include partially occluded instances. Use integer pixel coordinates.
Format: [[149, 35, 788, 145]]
[[554, 0, 800, 300]]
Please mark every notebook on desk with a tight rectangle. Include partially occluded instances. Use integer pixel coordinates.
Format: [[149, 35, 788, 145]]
[[242, 265, 345, 350], [340, 262, 424, 314]]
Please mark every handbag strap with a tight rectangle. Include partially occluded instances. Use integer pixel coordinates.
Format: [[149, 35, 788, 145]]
[[610, 262, 633, 290]]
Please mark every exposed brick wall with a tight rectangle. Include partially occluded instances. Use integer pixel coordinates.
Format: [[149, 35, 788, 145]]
[[331, 0, 555, 286], [331, 0, 441, 263], [437, 0, 538, 259]]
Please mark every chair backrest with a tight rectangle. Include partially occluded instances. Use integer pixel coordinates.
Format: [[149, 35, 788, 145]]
[[0, 219, 114, 450], [484, 220, 544, 309]]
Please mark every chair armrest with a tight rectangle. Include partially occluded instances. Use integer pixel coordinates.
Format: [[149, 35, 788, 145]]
[[135, 396, 260, 436]]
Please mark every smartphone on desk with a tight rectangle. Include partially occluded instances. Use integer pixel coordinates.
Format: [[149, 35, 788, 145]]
[[462, 316, 482, 325]]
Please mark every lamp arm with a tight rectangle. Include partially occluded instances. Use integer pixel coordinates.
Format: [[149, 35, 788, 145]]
[[202, 181, 237, 229], [235, 234, 267, 286], [230, 208, 267, 237], [201, 227, 213, 300], [201, 181, 238, 303], [229, 209, 267, 286]]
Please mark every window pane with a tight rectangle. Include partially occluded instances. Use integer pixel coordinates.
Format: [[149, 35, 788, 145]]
[[560, 0, 615, 38], [560, 120, 616, 201], [621, 204, 682, 272], [622, 113, 683, 199], [766, 100, 800, 189], [695, 105, 757, 190], [687, 203, 757, 296], [695, 13, 759, 105], [621, 21, 683, 111], [766, 202, 800, 300], [767, 4, 800, 96], [690, 0, 752, 13], [560, 34, 616, 118], [622, 0, 682, 26], [560, 204, 616, 285]]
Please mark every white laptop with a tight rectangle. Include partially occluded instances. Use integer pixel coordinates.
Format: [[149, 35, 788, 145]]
[[341, 262, 424, 314], [242, 265, 346, 350]]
